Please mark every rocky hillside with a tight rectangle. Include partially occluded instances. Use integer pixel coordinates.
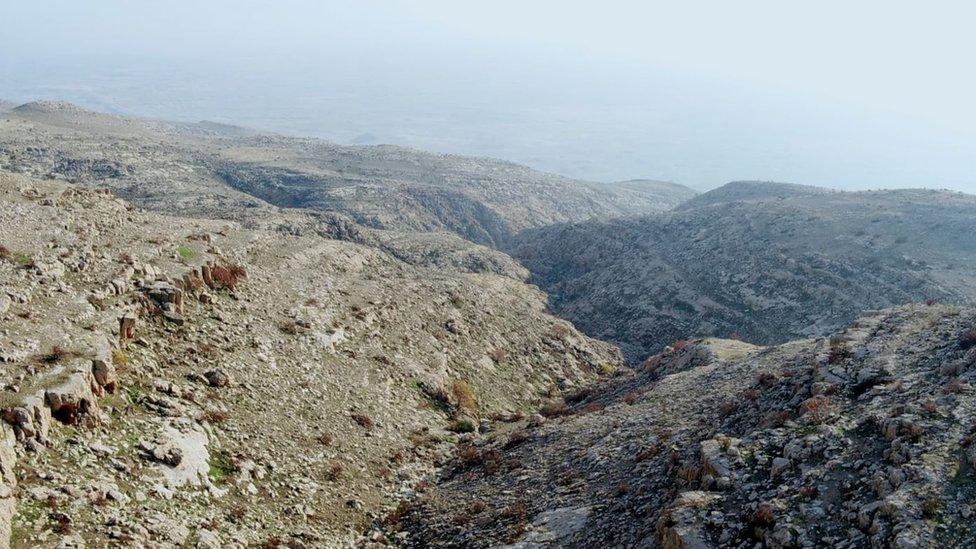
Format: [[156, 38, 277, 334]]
[[512, 182, 976, 361], [393, 304, 976, 548], [0, 101, 696, 248], [0, 172, 620, 547]]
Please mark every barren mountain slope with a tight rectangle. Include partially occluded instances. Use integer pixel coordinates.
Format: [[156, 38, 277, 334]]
[[0, 101, 695, 249], [512, 182, 976, 361], [0, 172, 620, 547], [395, 304, 976, 548]]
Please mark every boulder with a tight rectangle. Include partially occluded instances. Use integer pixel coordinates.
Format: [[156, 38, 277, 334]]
[[45, 363, 98, 424], [119, 313, 137, 339], [3, 394, 53, 442], [203, 369, 233, 388], [92, 354, 118, 394], [657, 491, 719, 549]]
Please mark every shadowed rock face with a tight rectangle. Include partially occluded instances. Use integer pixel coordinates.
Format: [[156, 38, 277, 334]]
[[511, 182, 976, 362]]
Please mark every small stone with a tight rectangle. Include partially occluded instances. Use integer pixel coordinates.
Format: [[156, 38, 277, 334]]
[[771, 457, 790, 477], [346, 499, 363, 510]]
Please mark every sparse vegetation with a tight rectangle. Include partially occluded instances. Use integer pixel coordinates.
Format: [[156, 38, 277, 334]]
[[800, 395, 837, 424], [959, 327, 976, 350], [176, 245, 195, 261], [539, 399, 570, 418], [504, 429, 530, 449], [488, 347, 509, 363], [208, 450, 238, 485], [325, 461, 344, 481], [41, 345, 70, 364], [450, 380, 477, 412], [112, 349, 127, 368], [211, 263, 247, 290], [351, 413, 375, 430], [277, 319, 307, 335]]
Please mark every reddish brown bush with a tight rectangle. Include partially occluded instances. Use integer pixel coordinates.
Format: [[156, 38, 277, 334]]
[[756, 372, 778, 388], [504, 430, 530, 449], [540, 400, 570, 418], [502, 500, 529, 543], [719, 400, 738, 417], [482, 449, 504, 475], [458, 445, 482, 466], [670, 340, 689, 352], [489, 348, 509, 363], [351, 413, 374, 430], [325, 461, 344, 481], [827, 342, 850, 364], [635, 444, 660, 462], [800, 395, 837, 424], [944, 378, 966, 394], [760, 410, 791, 428], [501, 500, 528, 521], [211, 263, 247, 290], [579, 402, 605, 415], [0, 244, 9, 260], [552, 323, 572, 339], [752, 504, 776, 527], [623, 391, 640, 405], [42, 345, 70, 364]]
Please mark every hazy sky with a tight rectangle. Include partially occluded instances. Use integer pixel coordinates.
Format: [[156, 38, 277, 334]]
[[2, 1, 976, 192]]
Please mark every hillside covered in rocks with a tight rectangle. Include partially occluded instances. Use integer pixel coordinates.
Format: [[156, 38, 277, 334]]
[[394, 304, 976, 548], [0, 172, 621, 547], [0, 101, 695, 249], [2, 100, 976, 549], [512, 181, 976, 361]]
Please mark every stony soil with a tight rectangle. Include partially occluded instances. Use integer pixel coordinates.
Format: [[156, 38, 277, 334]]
[[394, 305, 976, 548], [0, 172, 619, 547], [0, 101, 694, 249], [1, 102, 976, 549]]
